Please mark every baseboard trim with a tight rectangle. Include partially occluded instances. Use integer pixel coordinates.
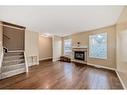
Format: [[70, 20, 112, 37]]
[[39, 57, 52, 61], [86, 62, 126, 89], [86, 63, 126, 89], [87, 63, 116, 71], [28, 63, 38, 67], [115, 70, 126, 90]]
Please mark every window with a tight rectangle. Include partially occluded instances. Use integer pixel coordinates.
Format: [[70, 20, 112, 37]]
[[64, 39, 72, 55], [89, 33, 107, 59]]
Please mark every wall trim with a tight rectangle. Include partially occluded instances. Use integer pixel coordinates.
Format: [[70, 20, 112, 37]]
[[3, 24, 25, 30], [39, 57, 52, 61], [28, 61, 39, 67], [115, 70, 126, 90], [87, 62, 116, 71]]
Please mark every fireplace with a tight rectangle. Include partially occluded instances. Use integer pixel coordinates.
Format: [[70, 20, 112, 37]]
[[74, 51, 85, 61]]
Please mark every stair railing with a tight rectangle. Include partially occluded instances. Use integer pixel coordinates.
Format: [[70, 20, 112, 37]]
[[0, 47, 4, 74], [24, 51, 29, 73]]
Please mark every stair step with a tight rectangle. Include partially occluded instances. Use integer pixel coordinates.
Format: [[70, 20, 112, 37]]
[[0, 50, 27, 80], [8, 50, 24, 53], [0, 67, 26, 80], [4, 50, 24, 56], [4, 52, 24, 56], [2, 63, 25, 72], [3, 59, 25, 65], [3, 62, 24, 66], [3, 55, 24, 61]]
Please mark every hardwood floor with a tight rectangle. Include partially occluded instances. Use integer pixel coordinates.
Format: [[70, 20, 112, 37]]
[[0, 60, 123, 89]]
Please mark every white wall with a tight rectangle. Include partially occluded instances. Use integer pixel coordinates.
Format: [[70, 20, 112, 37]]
[[0, 22, 3, 68], [53, 35, 62, 62], [116, 7, 127, 89], [0, 22, 2, 56], [116, 7, 127, 72], [25, 30, 39, 66], [39, 36, 52, 61], [119, 31, 127, 63]]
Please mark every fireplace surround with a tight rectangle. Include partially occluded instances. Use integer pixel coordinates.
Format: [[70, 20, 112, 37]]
[[72, 46, 88, 63]]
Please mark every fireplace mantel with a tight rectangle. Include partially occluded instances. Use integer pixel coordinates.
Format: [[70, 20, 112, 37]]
[[72, 45, 88, 49], [72, 45, 88, 52]]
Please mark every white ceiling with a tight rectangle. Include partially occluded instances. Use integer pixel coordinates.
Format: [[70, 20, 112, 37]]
[[0, 6, 124, 36]]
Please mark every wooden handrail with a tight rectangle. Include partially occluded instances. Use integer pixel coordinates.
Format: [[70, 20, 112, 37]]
[[1, 21, 26, 29], [3, 34, 10, 39]]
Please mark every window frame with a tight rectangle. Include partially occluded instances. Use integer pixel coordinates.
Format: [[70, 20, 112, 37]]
[[63, 39, 72, 56], [89, 32, 108, 60]]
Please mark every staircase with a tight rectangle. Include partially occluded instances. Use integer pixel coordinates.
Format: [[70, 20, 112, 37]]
[[0, 50, 28, 79]]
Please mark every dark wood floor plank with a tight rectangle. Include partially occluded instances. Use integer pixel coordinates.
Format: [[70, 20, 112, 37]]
[[0, 60, 123, 89]]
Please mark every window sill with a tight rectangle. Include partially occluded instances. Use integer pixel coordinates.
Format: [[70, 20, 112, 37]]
[[89, 57, 107, 60]]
